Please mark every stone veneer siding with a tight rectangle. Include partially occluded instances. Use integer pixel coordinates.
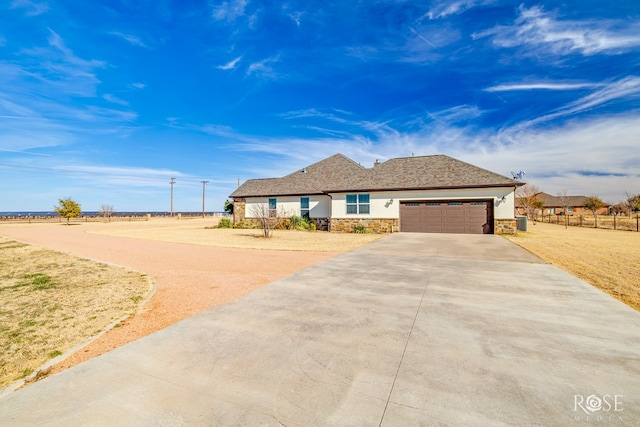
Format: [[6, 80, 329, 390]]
[[494, 218, 517, 235], [311, 218, 330, 231], [331, 218, 399, 233], [232, 198, 246, 225]]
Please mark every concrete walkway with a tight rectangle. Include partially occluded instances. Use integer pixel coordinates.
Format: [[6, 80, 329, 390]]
[[1, 233, 639, 425]]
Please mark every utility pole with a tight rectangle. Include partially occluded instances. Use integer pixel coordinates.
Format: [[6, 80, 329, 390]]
[[169, 177, 176, 217], [201, 180, 209, 218]]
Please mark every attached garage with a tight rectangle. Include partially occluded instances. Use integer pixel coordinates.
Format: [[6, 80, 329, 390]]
[[400, 200, 493, 234]]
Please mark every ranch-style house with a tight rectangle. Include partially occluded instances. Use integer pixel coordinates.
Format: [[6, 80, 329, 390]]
[[230, 154, 523, 234]]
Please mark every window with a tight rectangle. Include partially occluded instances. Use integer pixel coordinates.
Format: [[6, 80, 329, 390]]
[[346, 194, 370, 214], [568, 206, 574, 212], [268, 198, 277, 217], [300, 197, 309, 218]]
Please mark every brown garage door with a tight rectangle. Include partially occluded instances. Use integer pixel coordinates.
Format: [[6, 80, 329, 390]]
[[400, 201, 492, 234]]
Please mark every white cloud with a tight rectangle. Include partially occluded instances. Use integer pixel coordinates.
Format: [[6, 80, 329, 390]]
[[422, 0, 493, 20], [102, 94, 129, 106], [428, 105, 484, 123], [485, 82, 599, 92], [224, 107, 640, 204], [474, 5, 640, 56], [512, 76, 640, 128], [245, 55, 280, 78], [46, 29, 105, 69], [211, 0, 248, 22], [216, 56, 242, 71], [131, 82, 145, 89], [109, 31, 148, 48], [10, 0, 49, 16]]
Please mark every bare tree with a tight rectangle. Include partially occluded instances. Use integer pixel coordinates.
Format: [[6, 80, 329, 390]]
[[516, 184, 544, 220], [99, 204, 115, 222], [624, 192, 640, 217], [250, 203, 277, 238]]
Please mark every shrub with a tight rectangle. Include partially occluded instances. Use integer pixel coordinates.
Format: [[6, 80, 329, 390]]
[[218, 218, 232, 228], [353, 223, 368, 234], [288, 215, 315, 231], [233, 219, 260, 229]]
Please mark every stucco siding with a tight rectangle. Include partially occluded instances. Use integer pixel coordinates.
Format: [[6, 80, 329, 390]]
[[330, 187, 516, 219], [245, 196, 331, 218]]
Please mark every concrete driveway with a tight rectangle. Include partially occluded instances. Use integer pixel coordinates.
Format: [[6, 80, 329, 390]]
[[1, 233, 639, 425]]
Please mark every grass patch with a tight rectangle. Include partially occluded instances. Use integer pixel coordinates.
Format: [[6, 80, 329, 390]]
[[48, 350, 62, 359], [0, 236, 153, 388], [19, 273, 57, 290]]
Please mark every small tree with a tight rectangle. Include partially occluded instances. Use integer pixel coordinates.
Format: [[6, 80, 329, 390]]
[[611, 202, 626, 216], [516, 184, 543, 220], [54, 197, 82, 225], [99, 204, 115, 222], [584, 196, 606, 228], [624, 192, 640, 217], [251, 203, 276, 238], [224, 200, 234, 215]]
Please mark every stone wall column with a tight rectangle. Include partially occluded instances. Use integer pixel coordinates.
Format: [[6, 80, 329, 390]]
[[233, 198, 246, 226]]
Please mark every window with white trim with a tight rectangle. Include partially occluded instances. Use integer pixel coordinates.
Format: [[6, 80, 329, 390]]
[[268, 198, 277, 217], [346, 194, 370, 214], [300, 197, 309, 218]]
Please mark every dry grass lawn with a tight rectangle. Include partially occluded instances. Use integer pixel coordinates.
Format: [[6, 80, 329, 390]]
[[90, 220, 385, 251], [0, 237, 153, 388], [505, 222, 640, 311], [0, 219, 383, 389]]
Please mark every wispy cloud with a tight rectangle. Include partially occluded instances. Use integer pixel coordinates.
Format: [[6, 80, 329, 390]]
[[423, 0, 493, 20], [46, 29, 105, 69], [10, 0, 49, 16], [109, 31, 149, 48], [211, 0, 248, 22], [230, 109, 640, 202], [474, 5, 640, 56], [102, 94, 129, 106], [486, 82, 600, 92], [216, 56, 242, 70], [245, 55, 280, 78], [510, 76, 640, 128], [0, 158, 185, 188], [428, 105, 484, 123], [130, 82, 145, 89]]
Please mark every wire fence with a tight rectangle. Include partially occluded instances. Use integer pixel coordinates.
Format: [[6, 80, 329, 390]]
[[531, 213, 640, 232]]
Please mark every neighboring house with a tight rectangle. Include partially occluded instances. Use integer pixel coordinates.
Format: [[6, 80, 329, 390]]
[[516, 192, 610, 216], [230, 154, 523, 234]]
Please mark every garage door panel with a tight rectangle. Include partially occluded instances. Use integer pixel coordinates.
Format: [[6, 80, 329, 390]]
[[400, 200, 492, 234]]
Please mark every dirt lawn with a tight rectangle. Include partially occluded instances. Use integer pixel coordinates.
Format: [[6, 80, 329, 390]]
[[506, 222, 640, 311], [0, 218, 383, 388]]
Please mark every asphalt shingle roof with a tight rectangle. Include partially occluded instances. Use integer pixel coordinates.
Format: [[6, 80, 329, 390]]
[[530, 192, 607, 207], [230, 153, 520, 198]]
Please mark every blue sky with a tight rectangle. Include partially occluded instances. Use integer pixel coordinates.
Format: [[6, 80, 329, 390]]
[[1, 0, 639, 212]]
